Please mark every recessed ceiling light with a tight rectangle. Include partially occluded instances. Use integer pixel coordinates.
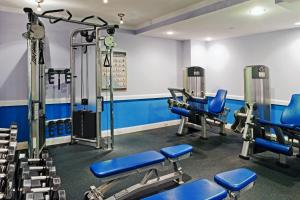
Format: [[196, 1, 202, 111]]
[[295, 22, 300, 26], [103, 0, 108, 4], [166, 31, 174, 35], [249, 6, 267, 16], [205, 37, 212, 42]]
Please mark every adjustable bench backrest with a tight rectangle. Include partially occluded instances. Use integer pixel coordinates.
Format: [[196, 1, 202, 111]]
[[208, 89, 227, 114], [281, 94, 300, 126]]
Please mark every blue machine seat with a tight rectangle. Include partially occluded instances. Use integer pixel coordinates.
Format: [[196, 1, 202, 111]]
[[171, 107, 190, 117], [258, 119, 300, 131], [255, 138, 293, 156], [214, 168, 257, 192], [142, 179, 227, 200], [281, 94, 300, 126], [160, 144, 193, 159], [208, 89, 227, 114], [90, 151, 165, 178]]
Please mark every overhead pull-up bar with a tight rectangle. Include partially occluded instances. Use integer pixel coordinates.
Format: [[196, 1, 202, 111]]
[[23, 7, 118, 29]]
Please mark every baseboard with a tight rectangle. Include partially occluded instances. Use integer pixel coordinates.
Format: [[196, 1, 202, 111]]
[[110, 119, 180, 136], [17, 120, 180, 150]]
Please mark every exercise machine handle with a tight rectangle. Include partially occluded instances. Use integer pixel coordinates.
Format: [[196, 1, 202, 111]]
[[42, 9, 72, 24], [81, 16, 108, 27]]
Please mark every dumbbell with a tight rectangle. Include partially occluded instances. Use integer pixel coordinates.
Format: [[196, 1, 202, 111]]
[[0, 126, 17, 141], [0, 146, 17, 162], [0, 164, 16, 181], [19, 154, 53, 168], [25, 189, 66, 200], [0, 181, 15, 200], [0, 124, 17, 134], [0, 136, 17, 150], [21, 166, 56, 179], [21, 176, 61, 193]]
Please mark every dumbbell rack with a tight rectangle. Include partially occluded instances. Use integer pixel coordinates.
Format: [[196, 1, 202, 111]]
[[0, 124, 17, 199], [15, 151, 66, 200], [0, 124, 66, 200]]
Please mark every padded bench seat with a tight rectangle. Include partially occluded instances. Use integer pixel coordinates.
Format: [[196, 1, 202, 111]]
[[255, 138, 293, 156], [160, 144, 193, 159], [90, 151, 165, 178], [171, 107, 190, 117], [214, 168, 257, 192], [142, 179, 227, 200]]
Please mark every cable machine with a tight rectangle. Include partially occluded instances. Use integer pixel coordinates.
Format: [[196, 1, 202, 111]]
[[70, 25, 117, 149], [23, 8, 118, 158]]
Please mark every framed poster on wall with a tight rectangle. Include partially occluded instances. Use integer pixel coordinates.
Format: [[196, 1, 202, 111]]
[[102, 51, 127, 90]]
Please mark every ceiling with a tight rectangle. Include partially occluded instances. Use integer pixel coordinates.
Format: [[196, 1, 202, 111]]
[[0, 0, 300, 41], [0, 0, 205, 27], [143, 0, 300, 41]]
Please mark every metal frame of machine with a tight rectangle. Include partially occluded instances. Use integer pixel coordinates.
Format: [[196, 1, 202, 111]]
[[23, 7, 118, 158], [70, 26, 116, 149]]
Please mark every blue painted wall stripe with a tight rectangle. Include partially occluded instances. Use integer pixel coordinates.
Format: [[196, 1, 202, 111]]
[[0, 98, 179, 142], [0, 97, 288, 142]]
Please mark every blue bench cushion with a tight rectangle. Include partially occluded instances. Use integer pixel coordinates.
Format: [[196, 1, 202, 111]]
[[90, 151, 165, 178], [214, 168, 257, 192], [143, 179, 227, 200], [258, 119, 300, 131], [254, 138, 293, 156], [160, 144, 193, 159], [171, 107, 190, 117]]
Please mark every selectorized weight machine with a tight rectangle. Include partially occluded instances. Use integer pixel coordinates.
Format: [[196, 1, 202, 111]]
[[23, 7, 118, 158], [168, 66, 229, 139], [233, 65, 300, 166]]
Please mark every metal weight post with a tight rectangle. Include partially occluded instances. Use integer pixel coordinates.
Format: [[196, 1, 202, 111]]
[[23, 10, 47, 158]]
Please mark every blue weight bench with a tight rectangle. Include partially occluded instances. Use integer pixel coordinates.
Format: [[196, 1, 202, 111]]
[[85, 144, 193, 200], [170, 89, 229, 139], [253, 94, 300, 165], [143, 168, 256, 200]]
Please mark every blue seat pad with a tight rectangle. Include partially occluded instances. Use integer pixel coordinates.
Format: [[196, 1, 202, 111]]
[[142, 179, 227, 200], [255, 138, 293, 156], [160, 144, 193, 159], [90, 151, 165, 178], [214, 168, 257, 192], [258, 119, 300, 131], [171, 107, 190, 117]]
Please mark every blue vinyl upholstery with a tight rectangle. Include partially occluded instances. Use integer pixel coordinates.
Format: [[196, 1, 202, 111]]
[[142, 179, 227, 200], [90, 151, 165, 178], [258, 119, 300, 131], [281, 94, 300, 126], [254, 138, 293, 156], [160, 144, 193, 159], [171, 107, 190, 117], [208, 89, 227, 114], [214, 168, 257, 192]]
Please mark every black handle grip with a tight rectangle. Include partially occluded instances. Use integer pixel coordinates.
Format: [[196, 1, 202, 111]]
[[81, 16, 108, 26], [23, 7, 33, 13], [42, 9, 65, 16], [42, 9, 72, 24]]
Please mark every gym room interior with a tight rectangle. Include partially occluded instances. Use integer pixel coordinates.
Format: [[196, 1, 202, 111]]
[[0, 0, 300, 199]]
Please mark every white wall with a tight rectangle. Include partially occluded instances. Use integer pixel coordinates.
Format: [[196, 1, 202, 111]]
[[115, 33, 181, 96], [190, 28, 300, 103]]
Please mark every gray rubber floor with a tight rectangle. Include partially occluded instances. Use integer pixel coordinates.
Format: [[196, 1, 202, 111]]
[[49, 126, 300, 200]]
